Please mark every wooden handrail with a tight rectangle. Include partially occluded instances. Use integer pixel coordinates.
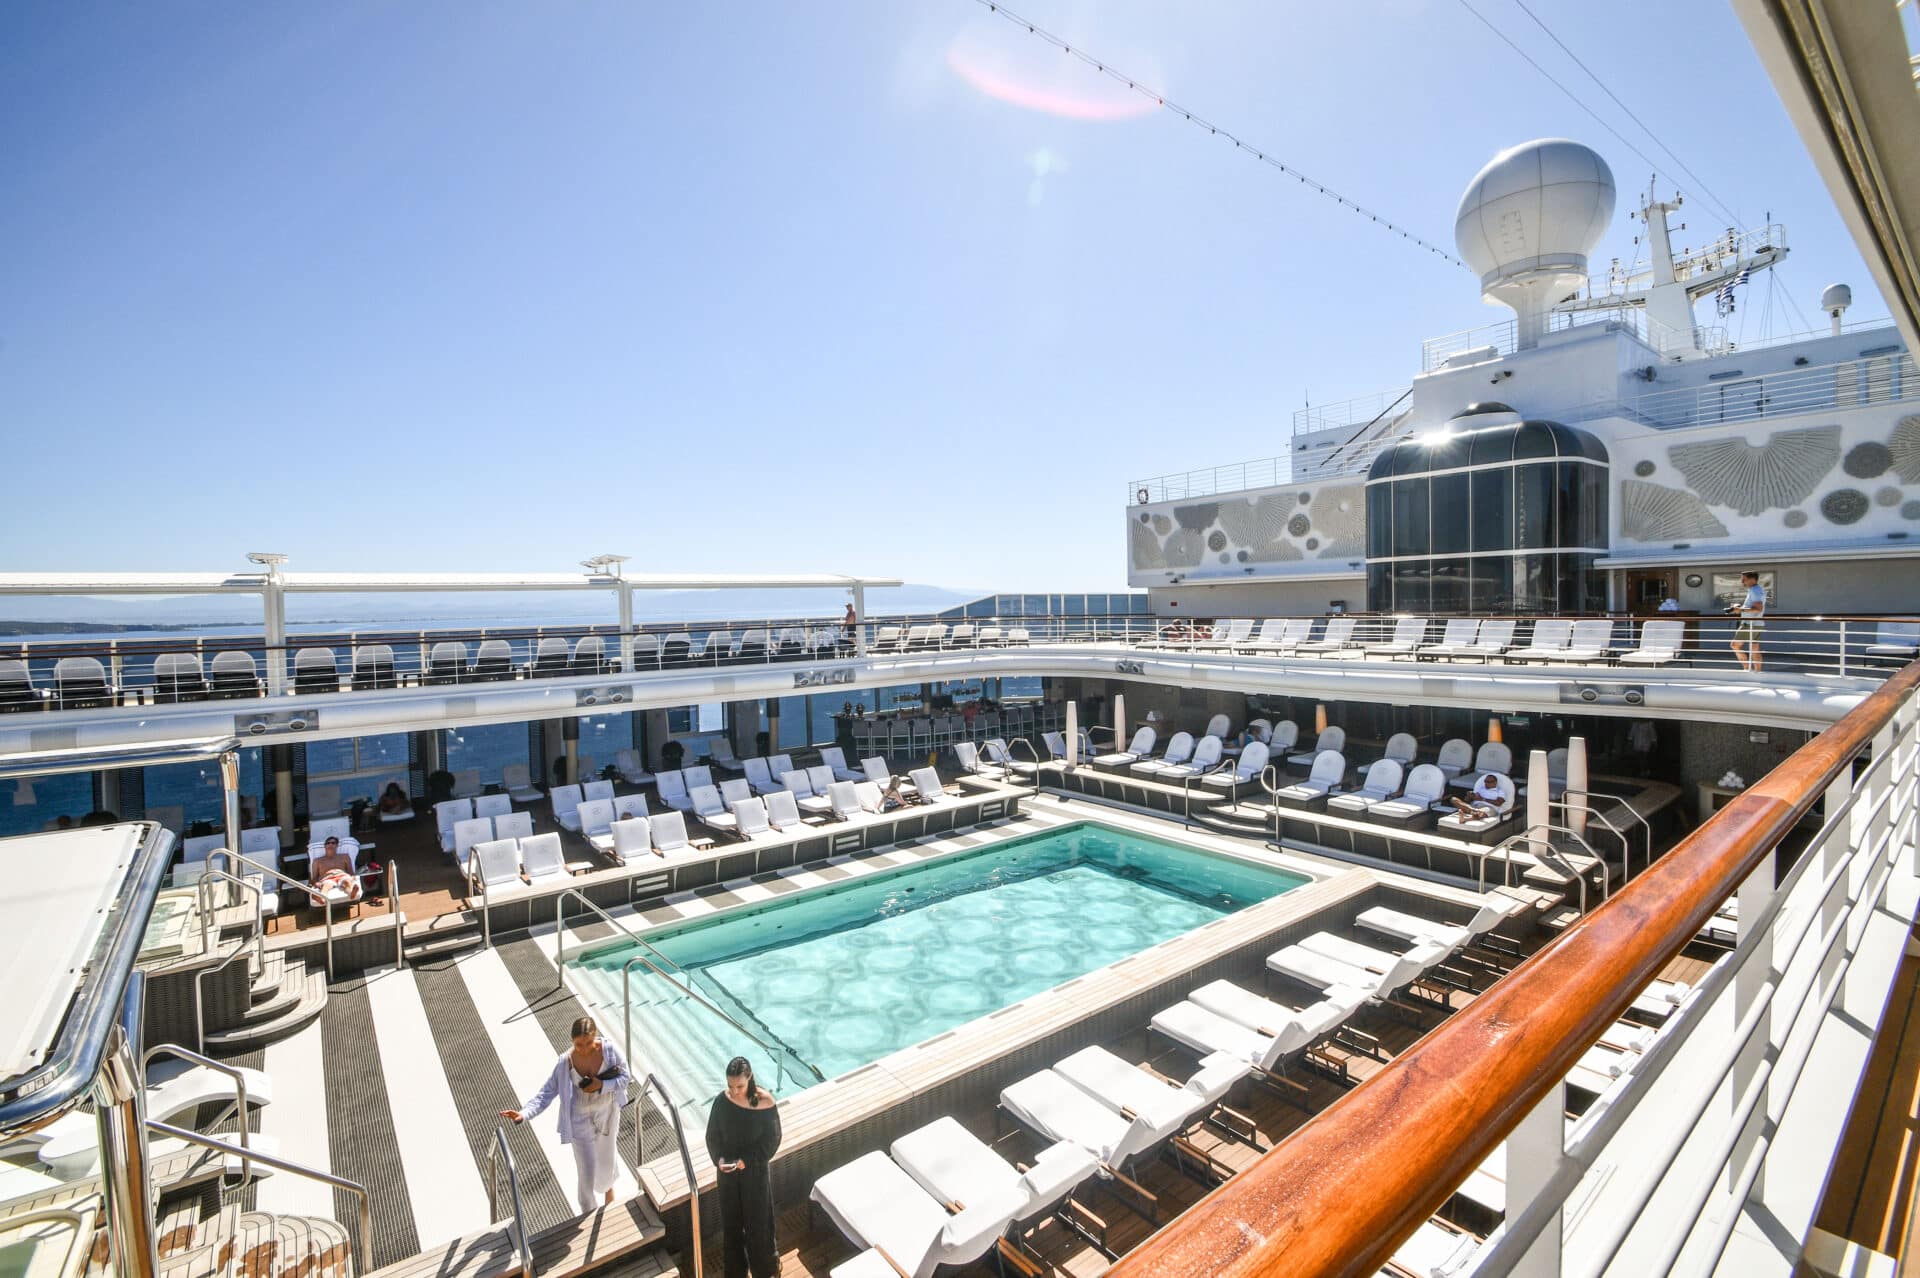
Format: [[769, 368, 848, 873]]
[[1112, 658, 1920, 1278]]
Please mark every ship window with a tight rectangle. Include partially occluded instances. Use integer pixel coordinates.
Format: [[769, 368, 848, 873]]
[[1367, 488, 1393, 558], [1469, 557, 1512, 613], [1469, 425, 1516, 466], [1513, 423, 1557, 460], [1428, 558, 1472, 613], [1514, 464, 1555, 549], [1429, 473, 1469, 554], [1392, 561, 1430, 613], [1511, 554, 1556, 612], [1391, 479, 1429, 558], [1470, 469, 1512, 553]]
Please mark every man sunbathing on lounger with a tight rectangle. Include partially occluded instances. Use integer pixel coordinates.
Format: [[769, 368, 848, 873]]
[[308, 836, 363, 905], [1448, 773, 1505, 821]]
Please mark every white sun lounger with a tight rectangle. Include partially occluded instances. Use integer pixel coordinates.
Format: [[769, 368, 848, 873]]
[[550, 784, 585, 831], [650, 810, 691, 855], [1287, 725, 1344, 769], [1053, 1045, 1245, 1138], [1158, 982, 1367, 1076], [744, 757, 779, 795], [1154, 735, 1224, 781], [810, 1149, 1027, 1278], [451, 817, 493, 877], [766, 790, 806, 830], [731, 797, 772, 838], [828, 781, 864, 820], [783, 769, 833, 816], [999, 1069, 1165, 1170], [1618, 619, 1685, 666], [909, 768, 947, 803], [502, 764, 543, 804], [1356, 896, 1528, 950], [1274, 751, 1347, 804], [577, 799, 618, 853], [1382, 1219, 1481, 1278], [1268, 938, 1449, 999], [435, 798, 474, 853], [1508, 618, 1575, 662], [1130, 732, 1193, 776], [690, 784, 736, 832], [610, 817, 651, 864], [656, 771, 693, 812], [518, 832, 570, 889], [1366, 616, 1429, 658], [1296, 616, 1358, 654], [1418, 617, 1480, 660], [1092, 727, 1156, 769], [1326, 759, 1404, 816], [890, 1114, 1098, 1228], [1301, 931, 1453, 977], [16, 1065, 274, 1159], [472, 837, 524, 899], [820, 746, 864, 783]]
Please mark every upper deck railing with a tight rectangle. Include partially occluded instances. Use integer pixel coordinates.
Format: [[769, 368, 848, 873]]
[[1111, 655, 1920, 1277], [2, 611, 1914, 721], [1597, 348, 1918, 430]]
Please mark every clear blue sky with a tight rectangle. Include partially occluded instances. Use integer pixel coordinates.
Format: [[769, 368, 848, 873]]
[[0, 1, 1885, 592]]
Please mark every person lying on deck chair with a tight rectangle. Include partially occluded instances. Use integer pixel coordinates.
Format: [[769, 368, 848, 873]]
[[1448, 774, 1505, 821], [308, 836, 363, 904]]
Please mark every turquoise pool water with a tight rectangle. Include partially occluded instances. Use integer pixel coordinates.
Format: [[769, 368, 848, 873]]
[[567, 822, 1307, 1105]]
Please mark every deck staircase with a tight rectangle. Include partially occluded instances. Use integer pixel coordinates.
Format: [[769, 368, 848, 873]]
[[400, 911, 487, 965], [156, 1203, 353, 1278], [202, 950, 328, 1052]]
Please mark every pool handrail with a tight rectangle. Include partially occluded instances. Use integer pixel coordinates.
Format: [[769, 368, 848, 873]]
[[550, 889, 825, 1090], [637, 1071, 702, 1278]]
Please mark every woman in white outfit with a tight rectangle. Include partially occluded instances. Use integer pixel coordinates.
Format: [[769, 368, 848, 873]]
[[501, 1016, 631, 1214]]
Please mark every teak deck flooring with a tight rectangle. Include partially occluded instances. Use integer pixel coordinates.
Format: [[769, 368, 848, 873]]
[[1816, 941, 1920, 1258]]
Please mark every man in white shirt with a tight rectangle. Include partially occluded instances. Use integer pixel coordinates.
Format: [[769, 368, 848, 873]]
[[1729, 570, 1767, 672], [1449, 773, 1507, 820]]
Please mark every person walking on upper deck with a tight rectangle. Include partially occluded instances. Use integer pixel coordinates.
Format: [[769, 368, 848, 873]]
[[1729, 570, 1767, 672], [501, 1016, 630, 1214], [706, 1056, 781, 1278]]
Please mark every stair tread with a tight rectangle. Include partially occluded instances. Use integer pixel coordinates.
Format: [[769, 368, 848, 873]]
[[204, 971, 327, 1050]]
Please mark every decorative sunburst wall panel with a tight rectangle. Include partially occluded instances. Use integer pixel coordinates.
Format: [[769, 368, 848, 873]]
[[1127, 480, 1365, 586], [1611, 403, 1920, 551]]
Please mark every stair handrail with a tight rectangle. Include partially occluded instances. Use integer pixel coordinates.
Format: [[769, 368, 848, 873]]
[[145, 1119, 372, 1272], [1556, 787, 1655, 878], [551, 890, 825, 1088], [141, 1043, 254, 1188], [486, 1124, 535, 1278], [1257, 763, 1285, 848], [1005, 736, 1045, 795], [193, 864, 265, 974], [637, 1073, 701, 1278], [1482, 823, 1609, 914], [208, 846, 339, 979]]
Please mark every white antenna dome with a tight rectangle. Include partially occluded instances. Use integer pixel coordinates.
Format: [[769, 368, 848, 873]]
[[1820, 282, 1852, 314], [1455, 139, 1616, 348]]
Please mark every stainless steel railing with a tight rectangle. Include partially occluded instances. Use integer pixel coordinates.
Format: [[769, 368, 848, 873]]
[[146, 1119, 373, 1272], [549, 889, 823, 1094], [141, 1043, 255, 1187], [636, 1073, 702, 1278], [209, 846, 340, 979], [486, 1124, 535, 1278]]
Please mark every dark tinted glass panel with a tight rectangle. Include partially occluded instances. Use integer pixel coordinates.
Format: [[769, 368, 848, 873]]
[[1471, 469, 1512, 553], [1369, 448, 1400, 482], [1392, 561, 1430, 614], [1577, 429, 1609, 462], [1392, 442, 1432, 476], [1468, 556, 1513, 613], [1469, 426, 1516, 466], [1368, 562, 1393, 611], [1427, 432, 1471, 471], [1428, 558, 1472, 614], [1581, 465, 1608, 547], [1556, 463, 1582, 551], [1367, 484, 1393, 558], [1513, 423, 1556, 459], [1429, 473, 1470, 554], [1514, 463, 1555, 548], [1511, 553, 1556, 612], [1392, 479, 1429, 557]]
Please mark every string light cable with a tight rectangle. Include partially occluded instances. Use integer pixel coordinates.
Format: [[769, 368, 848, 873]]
[[968, 0, 1470, 271]]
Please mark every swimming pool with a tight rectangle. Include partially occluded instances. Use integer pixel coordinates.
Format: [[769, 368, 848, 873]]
[[566, 821, 1308, 1108]]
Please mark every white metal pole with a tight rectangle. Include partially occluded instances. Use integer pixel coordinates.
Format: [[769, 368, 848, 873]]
[[262, 578, 287, 697], [1065, 702, 1079, 767], [617, 583, 635, 673], [1113, 693, 1126, 752], [852, 585, 867, 656]]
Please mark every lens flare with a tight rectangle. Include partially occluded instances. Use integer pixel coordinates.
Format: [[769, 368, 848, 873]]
[[945, 36, 1158, 122]]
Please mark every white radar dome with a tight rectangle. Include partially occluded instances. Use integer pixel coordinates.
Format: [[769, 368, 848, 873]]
[[1454, 139, 1616, 348]]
